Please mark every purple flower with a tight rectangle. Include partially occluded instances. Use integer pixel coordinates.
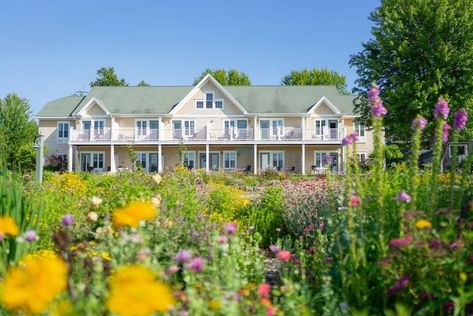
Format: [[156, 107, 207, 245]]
[[166, 265, 179, 275], [188, 257, 204, 272], [372, 103, 388, 117], [411, 116, 427, 130], [24, 230, 38, 242], [454, 108, 468, 130], [322, 156, 332, 165], [429, 240, 442, 249], [218, 236, 228, 244], [342, 133, 358, 146], [389, 235, 412, 248], [442, 123, 450, 142], [367, 84, 381, 103], [396, 191, 411, 203], [269, 245, 279, 253], [443, 301, 455, 312], [387, 273, 410, 296], [434, 98, 450, 119], [174, 250, 191, 263], [223, 222, 237, 236], [61, 214, 74, 227]]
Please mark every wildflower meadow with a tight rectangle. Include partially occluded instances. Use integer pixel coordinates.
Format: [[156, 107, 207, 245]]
[[1, 85, 472, 315]]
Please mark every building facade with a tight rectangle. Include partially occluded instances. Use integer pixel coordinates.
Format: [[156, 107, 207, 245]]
[[37, 74, 374, 174]]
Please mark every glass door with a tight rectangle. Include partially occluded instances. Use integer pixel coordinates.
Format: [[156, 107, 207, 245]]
[[82, 121, 91, 141], [80, 153, 91, 172], [92, 153, 104, 171], [260, 120, 270, 140], [149, 153, 159, 172], [183, 120, 195, 137], [94, 120, 105, 138], [328, 120, 338, 139], [260, 152, 271, 170], [315, 120, 326, 139], [272, 120, 283, 138], [172, 120, 182, 139], [199, 153, 206, 169], [150, 120, 159, 140], [210, 153, 220, 170]]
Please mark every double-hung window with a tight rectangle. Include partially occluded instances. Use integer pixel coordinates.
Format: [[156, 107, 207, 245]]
[[354, 122, 365, 139], [224, 151, 237, 169], [195, 91, 224, 109], [57, 122, 69, 143], [205, 92, 213, 108], [136, 120, 147, 136], [182, 151, 196, 169], [94, 120, 105, 136]]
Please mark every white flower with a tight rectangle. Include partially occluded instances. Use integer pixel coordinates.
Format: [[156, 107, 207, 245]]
[[152, 174, 162, 185], [151, 195, 161, 208], [91, 196, 103, 207], [87, 211, 98, 222]]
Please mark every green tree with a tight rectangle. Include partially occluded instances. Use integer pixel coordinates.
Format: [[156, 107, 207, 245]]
[[350, 0, 473, 143], [281, 68, 349, 94], [90, 67, 128, 87], [0, 94, 38, 170], [137, 80, 150, 87], [193, 68, 251, 85]]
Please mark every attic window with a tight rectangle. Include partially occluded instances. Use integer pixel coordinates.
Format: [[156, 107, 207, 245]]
[[205, 93, 213, 108], [196, 100, 204, 108]]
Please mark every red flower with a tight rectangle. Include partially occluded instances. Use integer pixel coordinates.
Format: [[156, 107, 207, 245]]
[[389, 235, 412, 248], [277, 250, 292, 261], [258, 283, 271, 298]]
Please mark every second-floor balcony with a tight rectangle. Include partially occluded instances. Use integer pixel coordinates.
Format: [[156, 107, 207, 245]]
[[69, 127, 345, 143]]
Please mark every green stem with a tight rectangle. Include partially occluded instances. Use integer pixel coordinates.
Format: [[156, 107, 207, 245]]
[[449, 131, 459, 209], [430, 118, 444, 212], [408, 125, 422, 207]]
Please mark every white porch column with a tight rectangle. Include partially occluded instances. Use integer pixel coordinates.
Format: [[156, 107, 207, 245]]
[[110, 144, 116, 173], [301, 144, 306, 175], [301, 116, 306, 140], [206, 119, 210, 141], [205, 144, 210, 172], [68, 144, 73, 172], [253, 143, 258, 175], [158, 144, 163, 172], [110, 117, 115, 141], [158, 117, 162, 141], [253, 116, 258, 140]]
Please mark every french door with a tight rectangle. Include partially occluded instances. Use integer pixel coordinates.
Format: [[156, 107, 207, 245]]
[[172, 120, 195, 139], [260, 151, 284, 171], [199, 152, 220, 170], [260, 119, 283, 140], [80, 152, 104, 172]]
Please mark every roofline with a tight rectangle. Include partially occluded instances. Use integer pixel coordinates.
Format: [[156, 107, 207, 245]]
[[307, 96, 341, 114], [75, 97, 111, 117]]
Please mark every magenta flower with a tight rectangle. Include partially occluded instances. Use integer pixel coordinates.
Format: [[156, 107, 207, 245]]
[[166, 265, 179, 275], [411, 116, 427, 130], [368, 84, 387, 117], [342, 133, 358, 146], [372, 103, 388, 117], [61, 214, 74, 227], [350, 195, 360, 207], [277, 250, 292, 262], [218, 235, 228, 244], [434, 98, 450, 119], [367, 83, 381, 103], [174, 250, 191, 263], [188, 257, 204, 272], [223, 222, 237, 236], [387, 273, 410, 296], [389, 235, 412, 248], [24, 230, 38, 242], [442, 123, 450, 142], [322, 155, 332, 165], [396, 191, 411, 203], [454, 108, 468, 130]]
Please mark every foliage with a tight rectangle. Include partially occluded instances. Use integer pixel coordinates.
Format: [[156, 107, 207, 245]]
[[193, 68, 251, 86], [136, 80, 150, 87], [281, 67, 349, 94], [45, 154, 67, 172], [350, 0, 473, 143], [90, 67, 128, 87], [205, 183, 250, 223], [0, 94, 37, 171]]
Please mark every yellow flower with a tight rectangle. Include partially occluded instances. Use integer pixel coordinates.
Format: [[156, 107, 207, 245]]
[[106, 265, 175, 316], [101, 252, 112, 261], [0, 216, 19, 238], [208, 298, 221, 311], [152, 174, 162, 185], [415, 220, 432, 229], [50, 300, 73, 316], [460, 272, 468, 282], [1, 255, 67, 314], [112, 201, 157, 228]]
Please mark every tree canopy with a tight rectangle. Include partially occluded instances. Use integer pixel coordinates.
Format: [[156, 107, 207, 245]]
[[137, 80, 151, 87], [350, 0, 473, 143], [0, 94, 38, 170], [90, 67, 128, 87], [193, 69, 251, 86], [281, 68, 349, 94]]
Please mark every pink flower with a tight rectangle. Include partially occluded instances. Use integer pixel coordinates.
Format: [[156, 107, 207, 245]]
[[411, 116, 427, 130], [368, 84, 388, 117], [188, 257, 205, 272], [454, 108, 468, 130], [24, 230, 38, 242], [166, 265, 179, 275], [342, 133, 358, 146], [61, 214, 74, 227], [389, 235, 412, 248], [350, 195, 360, 207], [269, 245, 279, 253], [223, 222, 237, 236], [258, 283, 271, 298], [266, 306, 277, 316], [387, 273, 410, 295], [277, 250, 292, 262], [396, 191, 411, 203], [442, 123, 450, 142], [218, 236, 228, 244], [434, 98, 450, 119], [174, 250, 191, 263]]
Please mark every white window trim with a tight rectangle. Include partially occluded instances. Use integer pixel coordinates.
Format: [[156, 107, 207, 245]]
[[259, 150, 285, 170], [259, 118, 285, 138], [134, 151, 161, 172], [353, 121, 366, 142], [214, 99, 224, 109], [204, 91, 214, 109], [313, 151, 340, 170], [57, 121, 70, 143], [197, 151, 220, 169], [195, 100, 204, 109], [181, 151, 196, 168], [223, 118, 249, 128], [79, 151, 105, 171], [223, 151, 237, 170], [194, 91, 224, 109], [449, 144, 468, 157], [356, 152, 368, 164]]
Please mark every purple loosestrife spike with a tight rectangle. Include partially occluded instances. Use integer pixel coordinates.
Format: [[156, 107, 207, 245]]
[[454, 109, 468, 130], [223, 222, 237, 235], [367, 84, 381, 103], [411, 116, 427, 130], [322, 156, 332, 165], [174, 250, 191, 263], [389, 235, 412, 248], [434, 98, 450, 119], [61, 214, 74, 227], [342, 133, 358, 146], [372, 103, 388, 117], [269, 245, 279, 253], [442, 123, 450, 142], [396, 191, 412, 203], [368, 83, 388, 117], [188, 257, 204, 272], [387, 273, 410, 296]]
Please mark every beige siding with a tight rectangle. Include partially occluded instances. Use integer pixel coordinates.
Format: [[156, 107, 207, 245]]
[[83, 103, 106, 116], [39, 119, 73, 158]]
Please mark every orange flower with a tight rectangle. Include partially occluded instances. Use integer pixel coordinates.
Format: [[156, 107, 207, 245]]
[[112, 201, 157, 228], [0, 216, 19, 239]]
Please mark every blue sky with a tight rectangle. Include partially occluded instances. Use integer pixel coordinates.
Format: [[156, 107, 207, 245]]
[[0, 0, 379, 114]]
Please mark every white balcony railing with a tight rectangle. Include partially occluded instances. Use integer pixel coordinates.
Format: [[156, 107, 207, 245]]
[[68, 127, 345, 142]]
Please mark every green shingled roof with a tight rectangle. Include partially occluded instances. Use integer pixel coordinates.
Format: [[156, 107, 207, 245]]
[[37, 85, 355, 117], [37, 96, 85, 117]]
